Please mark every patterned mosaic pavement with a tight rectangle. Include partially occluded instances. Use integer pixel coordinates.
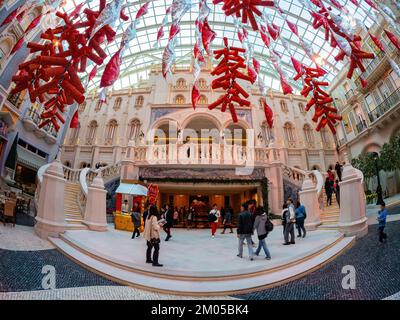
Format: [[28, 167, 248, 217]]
[[0, 214, 399, 300]]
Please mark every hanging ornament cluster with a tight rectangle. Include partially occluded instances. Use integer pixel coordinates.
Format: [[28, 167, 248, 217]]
[[207, 37, 255, 122], [192, 0, 216, 109], [10, 1, 120, 131], [213, 0, 275, 31], [293, 63, 341, 134]]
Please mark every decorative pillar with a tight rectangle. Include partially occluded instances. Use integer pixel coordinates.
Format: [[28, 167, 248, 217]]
[[265, 142, 284, 214], [83, 175, 108, 231], [35, 159, 67, 239], [338, 164, 368, 238], [299, 178, 321, 230]]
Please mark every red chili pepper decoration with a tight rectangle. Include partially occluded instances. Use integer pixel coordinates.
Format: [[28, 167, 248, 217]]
[[294, 63, 341, 134], [208, 37, 254, 122], [10, 6, 118, 132], [213, 0, 275, 31]]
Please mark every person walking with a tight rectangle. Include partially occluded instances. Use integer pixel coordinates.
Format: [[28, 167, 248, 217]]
[[253, 206, 272, 260], [295, 200, 306, 238], [237, 203, 254, 260], [173, 207, 179, 226], [283, 198, 296, 245], [163, 204, 174, 241], [281, 203, 289, 236], [325, 177, 333, 206], [142, 201, 150, 227], [221, 206, 234, 234], [208, 204, 220, 238], [334, 179, 340, 206], [377, 202, 388, 243], [131, 201, 141, 239], [187, 206, 194, 229], [335, 162, 342, 181], [143, 205, 164, 267]]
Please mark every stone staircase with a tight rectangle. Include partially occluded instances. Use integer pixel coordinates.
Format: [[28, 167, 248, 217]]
[[64, 183, 87, 230], [319, 188, 340, 230]]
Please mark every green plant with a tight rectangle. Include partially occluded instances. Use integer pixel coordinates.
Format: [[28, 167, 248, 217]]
[[366, 193, 378, 204]]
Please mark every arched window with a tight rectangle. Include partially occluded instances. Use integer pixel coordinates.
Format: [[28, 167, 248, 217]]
[[176, 78, 186, 88], [260, 121, 273, 146], [303, 124, 314, 147], [198, 95, 207, 104], [298, 102, 305, 114], [135, 95, 144, 108], [105, 119, 118, 144], [320, 128, 330, 146], [284, 122, 296, 147], [198, 78, 207, 88], [128, 119, 141, 140], [69, 122, 80, 145], [113, 97, 122, 111], [86, 120, 98, 145], [280, 100, 288, 112], [95, 100, 102, 112], [78, 102, 86, 113], [175, 95, 185, 104]]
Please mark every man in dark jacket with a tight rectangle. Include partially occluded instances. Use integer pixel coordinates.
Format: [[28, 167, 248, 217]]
[[335, 162, 342, 181], [237, 203, 254, 260], [163, 204, 174, 241]]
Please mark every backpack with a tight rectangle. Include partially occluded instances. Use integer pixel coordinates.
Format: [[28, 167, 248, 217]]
[[265, 218, 274, 232], [208, 213, 217, 222]]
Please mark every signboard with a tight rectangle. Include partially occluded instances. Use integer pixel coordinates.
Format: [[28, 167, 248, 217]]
[[147, 183, 159, 204]]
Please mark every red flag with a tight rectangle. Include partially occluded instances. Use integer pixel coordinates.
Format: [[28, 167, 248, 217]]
[[25, 14, 42, 33], [262, 100, 273, 128], [384, 29, 400, 51], [286, 20, 298, 36], [191, 84, 200, 109], [0, 6, 21, 27], [70, 110, 79, 128], [201, 19, 216, 54], [136, 2, 149, 19], [88, 66, 97, 81], [368, 33, 385, 52], [10, 37, 24, 54], [100, 49, 122, 88]]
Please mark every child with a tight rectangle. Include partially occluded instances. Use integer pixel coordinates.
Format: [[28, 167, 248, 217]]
[[377, 202, 388, 243]]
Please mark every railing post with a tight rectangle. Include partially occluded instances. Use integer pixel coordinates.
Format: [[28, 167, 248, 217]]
[[299, 178, 321, 230], [338, 164, 368, 238], [35, 159, 67, 239], [83, 175, 108, 231]]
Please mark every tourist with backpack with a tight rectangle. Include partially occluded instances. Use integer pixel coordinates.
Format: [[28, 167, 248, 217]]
[[295, 200, 307, 238], [208, 204, 220, 238], [253, 206, 272, 260]]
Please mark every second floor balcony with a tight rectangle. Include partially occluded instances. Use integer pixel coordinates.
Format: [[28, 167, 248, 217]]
[[368, 88, 400, 123], [355, 119, 368, 134], [22, 107, 58, 144]]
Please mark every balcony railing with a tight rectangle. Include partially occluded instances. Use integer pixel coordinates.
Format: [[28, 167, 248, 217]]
[[368, 88, 400, 123], [355, 119, 368, 134], [26, 108, 58, 138], [338, 138, 347, 147]]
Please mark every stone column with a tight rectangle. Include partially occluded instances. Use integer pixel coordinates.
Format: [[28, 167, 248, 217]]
[[265, 142, 284, 215], [83, 175, 108, 231], [338, 164, 368, 238], [35, 160, 67, 239], [299, 178, 321, 230]]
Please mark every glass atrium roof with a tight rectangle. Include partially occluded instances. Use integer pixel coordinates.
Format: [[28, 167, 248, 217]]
[[62, 0, 376, 92]]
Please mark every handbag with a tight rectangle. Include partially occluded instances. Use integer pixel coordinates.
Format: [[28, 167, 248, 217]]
[[150, 238, 160, 245]]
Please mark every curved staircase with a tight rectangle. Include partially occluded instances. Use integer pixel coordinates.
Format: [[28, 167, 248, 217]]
[[319, 190, 340, 230]]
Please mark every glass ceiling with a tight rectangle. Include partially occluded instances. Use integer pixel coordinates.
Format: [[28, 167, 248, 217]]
[[62, 0, 376, 92]]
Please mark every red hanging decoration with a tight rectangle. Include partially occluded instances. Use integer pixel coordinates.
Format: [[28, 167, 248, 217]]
[[384, 29, 400, 51], [191, 84, 200, 109], [207, 37, 254, 122], [0, 6, 21, 27], [100, 49, 122, 88], [368, 33, 385, 52], [262, 99, 273, 128], [10, 6, 119, 132], [213, 0, 275, 31], [70, 110, 79, 128]]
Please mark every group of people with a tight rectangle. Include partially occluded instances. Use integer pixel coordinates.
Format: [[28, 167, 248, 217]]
[[207, 204, 234, 237], [324, 162, 344, 206]]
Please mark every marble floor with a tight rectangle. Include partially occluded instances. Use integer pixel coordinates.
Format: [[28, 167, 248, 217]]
[[61, 225, 343, 277]]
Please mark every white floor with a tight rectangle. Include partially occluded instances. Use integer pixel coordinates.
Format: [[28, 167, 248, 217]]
[[62, 225, 343, 278]]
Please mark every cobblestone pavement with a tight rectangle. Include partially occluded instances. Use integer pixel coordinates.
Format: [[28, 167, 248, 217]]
[[1, 219, 399, 299], [234, 220, 400, 300], [0, 224, 54, 251]]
